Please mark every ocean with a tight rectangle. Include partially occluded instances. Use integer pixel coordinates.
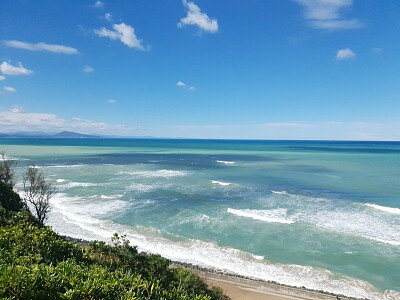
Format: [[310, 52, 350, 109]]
[[1, 138, 399, 299]]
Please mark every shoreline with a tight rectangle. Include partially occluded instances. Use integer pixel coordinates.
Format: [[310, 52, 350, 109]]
[[64, 236, 367, 300], [172, 262, 365, 300]]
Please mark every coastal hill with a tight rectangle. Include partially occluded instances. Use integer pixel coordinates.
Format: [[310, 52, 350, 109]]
[[0, 131, 98, 139]]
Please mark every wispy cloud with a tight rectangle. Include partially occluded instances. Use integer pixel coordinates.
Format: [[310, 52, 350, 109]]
[[178, 0, 218, 33], [106, 99, 117, 104], [176, 81, 195, 90], [0, 75, 5, 81], [0, 61, 33, 76], [0, 108, 131, 135], [294, 0, 362, 30], [336, 48, 356, 60], [94, 23, 146, 50], [94, 1, 104, 9], [104, 13, 113, 22], [3, 86, 16, 93], [3, 40, 78, 54], [82, 65, 94, 73], [371, 47, 383, 55]]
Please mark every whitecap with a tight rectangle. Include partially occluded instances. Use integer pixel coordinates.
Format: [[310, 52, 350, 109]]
[[120, 170, 188, 178], [366, 203, 400, 215], [271, 190, 288, 195], [227, 208, 295, 224], [211, 180, 231, 186], [44, 164, 84, 168], [216, 160, 235, 165]]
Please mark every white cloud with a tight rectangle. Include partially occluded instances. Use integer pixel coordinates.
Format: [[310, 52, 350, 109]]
[[0, 108, 131, 135], [82, 65, 94, 73], [9, 106, 23, 113], [105, 13, 113, 22], [3, 86, 16, 93], [177, 81, 195, 90], [94, 1, 104, 9], [107, 99, 116, 104], [0, 75, 5, 81], [0, 61, 33, 76], [178, 0, 218, 33], [94, 23, 145, 50], [176, 81, 187, 87], [294, 0, 362, 30], [336, 48, 356, 60], [3, 40, 78, 54]]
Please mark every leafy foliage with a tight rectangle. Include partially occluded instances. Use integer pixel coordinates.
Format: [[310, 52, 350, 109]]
[[0, 181, 25, 213], [0, 177, 229, 300]]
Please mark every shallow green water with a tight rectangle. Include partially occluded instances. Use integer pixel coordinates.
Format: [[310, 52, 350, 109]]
[[1, 139, 399, 299]]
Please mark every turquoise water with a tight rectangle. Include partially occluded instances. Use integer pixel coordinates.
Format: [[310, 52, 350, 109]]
[[1, 139, 399, 299]]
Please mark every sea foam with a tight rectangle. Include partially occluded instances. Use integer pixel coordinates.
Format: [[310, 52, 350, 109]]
[[227, 208, 295, 224], [216, 160, 235, 165], [47, 196, 398, 300], [366, 203, 400, 215], [211, 180, 231, 186], [119, 169, 188, 178]]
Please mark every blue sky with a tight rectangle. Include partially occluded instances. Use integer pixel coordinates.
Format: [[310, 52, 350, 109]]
[[1, 0, 399, 140]]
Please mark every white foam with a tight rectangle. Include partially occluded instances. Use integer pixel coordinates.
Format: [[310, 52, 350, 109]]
[[227, 208, 295, 224], [366, 204, 400, 215], [0, 155, 28, 161], [58, 181, 99, 189], [120, 169, 188, 178], [301, 208, 400, 246], [56, 179, 67, 183], [46, 201, 398, 300], [211, 180, 231, 186], [252, 254, 264, 260], [216, 160, 235, 165], [44, 164, 84, 168], [126, 183, 155, 193], [271, 190, 289, 195]]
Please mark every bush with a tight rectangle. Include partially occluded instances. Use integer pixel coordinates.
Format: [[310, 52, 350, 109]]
[[0, 181, 24, 213]]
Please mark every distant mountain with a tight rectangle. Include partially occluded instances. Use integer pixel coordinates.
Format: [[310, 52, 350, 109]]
[[0, 131, 99, 139], [51, 131, 99, 138]]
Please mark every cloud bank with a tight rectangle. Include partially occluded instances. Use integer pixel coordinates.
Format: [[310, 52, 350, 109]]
[[0, 108, 131, 136]]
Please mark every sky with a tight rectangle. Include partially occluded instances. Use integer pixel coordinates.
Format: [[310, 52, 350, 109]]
[[1, 0, 400, 140]]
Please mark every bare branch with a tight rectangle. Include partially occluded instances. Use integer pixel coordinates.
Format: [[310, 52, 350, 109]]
[[0, 151, 17, 188], [23, 166, 55, 225]]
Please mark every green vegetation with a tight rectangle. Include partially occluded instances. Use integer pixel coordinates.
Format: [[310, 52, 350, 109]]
[[0, 153, 229, 300]]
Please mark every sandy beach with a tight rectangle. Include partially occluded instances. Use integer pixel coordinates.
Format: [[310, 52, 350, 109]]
[[191, 269, 356, 300]]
